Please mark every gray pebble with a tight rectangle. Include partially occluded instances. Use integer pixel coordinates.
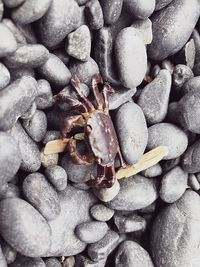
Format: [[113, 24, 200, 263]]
[[182, 76, 200, 95], [11, 0, 53, 25], [107, 175, 158, 211], [0, 183, 20, 199], [16, 23, 37, 44], [35, 79, 53, 110], [1, 238, 17, 264], [115, 27, 147, 88], [147, 123, 188, 160], [181, 38, 196, 69], [2, 0, 25, 8], [11, 121, 41, 172], [0, 0, 3, 21], [141, 163, 162, 178], [159, 166, 188, 203], [155, 0, 173, 10], [109, 87, 136, 110], [85, 0, 104, 30], [44, 258, 62, 267], [100, 0, 123, 25], [0, 62, 10, 90], [38, 0, 81, 48], [0, 76, 38, 131], [90, 204, 114, 222], [2, 18, 27, 44], [10, 255, 45, 267], [87, 230, 119, 262], [182, 139, 200, 173], [66, 25, 91, 62], [72, 182, 90, 191], [138, 69, 171, 124], [9, 67, 35, 81], [115, 102, 148, 164], [115, 240, 154, 267], [0, 197, 51, 257], [148, 0, 200, 60], [114, 213, 146, 233], [0, 23, 17, 57], [43, 130, 61, 144], [188, 174, 200, 191], [20, 102, 37, 121], [93, 179, 120, 202], [166, 102, 179, 124], [69, 57, 99, 86], [75, 255, 106, 267], [0, 245, 7, 267], [38, 53, 71, 87], [52, 48, 70, 65], [75, 221, 108, 244], [123, 0, 155, 19], [45, 165, 68, 191], [161, 59, 174, 74], [40, 148, 59, 168], [131, 18, 153, 45], [172, 64, 194, 90]]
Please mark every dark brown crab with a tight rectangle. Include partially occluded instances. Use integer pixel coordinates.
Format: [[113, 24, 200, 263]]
[[55, 74, 126, 188]]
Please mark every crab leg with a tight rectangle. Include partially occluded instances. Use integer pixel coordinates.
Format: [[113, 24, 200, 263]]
[[102, 83, 114, 113], [54, 94, 88, 113], [91, 74, 104, 109], [61, 115, 85, 138]]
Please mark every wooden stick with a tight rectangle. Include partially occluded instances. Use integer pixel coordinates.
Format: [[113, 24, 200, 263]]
[[43, 138, 70, 155]]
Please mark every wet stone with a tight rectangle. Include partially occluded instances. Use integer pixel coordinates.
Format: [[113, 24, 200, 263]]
[[44, 258, 62, 267], [100, 0, 123, 25], [123, 0, 155, 19], [1, 238, 17, 264], [0, 23, 17, 57], [85, 0, 104, 30], [10, 255, 46, 267], [45, 165, 68, 192], [172, 64, 194, 90], [90, 204, 114, 222], [36, 79, 53, 110], [141, 163, 162, 178], [182, 139, 200, 173], [0, 62, 10, 90], [114, 213, 146, 233]]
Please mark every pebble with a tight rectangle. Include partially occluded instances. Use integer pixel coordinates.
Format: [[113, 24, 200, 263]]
[[115, 27, 147, 88], [43, 130, 61, 144], [16, 23, 37, 44], [107, 175, 158, 211], [9, 67, 35, 81], [90, 204, 114, 222], [62, 256, 75, 267], [131, 18, 153, 45], [123, 0, 155, 19], [182, 76, 200, 95], [188, 174, 200, 191], [75, 255, 106, 267], [148, 0, 200, 60], [0, 198, 51, 257], [23, 173, 61, 221], [151, 190, 200, 266], [0, 23, 17, 57], [69, 57, 99, 86], [11, 0, 53, 25], [0, 62, 10, 90], [44, 258, 62, 267], [0, 245, 7, 267], [38, 0, 81, 48], [141, 163, 162, 178], [115, 241, 154, 267], [180, 39, 196, 69], [147, 123, 188, 160], [45, 165, 68, 191], [115, 102, 148, 164], [100, 0, 123, 25], [0, 0, 3, 21], [172, 64, 194, 90], [1, 238, 17, 264], [20, 102, 37, 120], [38, 53, 71, 87], [159, 166, 188, 203], [41, 148, 59, 168], [87, 230, 119, 262], [2, 18, 27, 44], [11, 121, 41, 172], [182, 139, 200, 173], [93, 179, 120, 202], [10, 255, 46, 267], [155, 0, 173, 10], [66, 25, 91, 62], [53, 48, 70, 65], [109, 87, 136, 110], [114, 213, 146, 233], [2, 0, 25, 8], [85, 0, 104, 30], [36, 79, 53, 110], [0, 76, 38, 131], [161, 59, 174, 74], [138, 69, 171, 124], [75, 221, 108, 244], [0, 183, 20, 199]]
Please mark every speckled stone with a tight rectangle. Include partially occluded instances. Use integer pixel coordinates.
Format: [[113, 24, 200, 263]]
[[131, 18, 153, 45], [85, 0, 104, 30], [0, 23, 17, 57], [45, 165, 67, 191], [182, 139, 200, 173], [123, 0, 155, 19], [155, 0, 173, 10], [114, 213, 146, 233], [90, 204, 114, 222], [0, 62, 10, 90], [10, 255, 46, 267], [100, 0, 123, 25]]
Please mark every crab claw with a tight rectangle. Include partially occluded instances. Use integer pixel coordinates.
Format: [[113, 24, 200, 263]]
[[70, 74, 80, 86], [92, 73, 103, 86], [104, 82, 115, 93]]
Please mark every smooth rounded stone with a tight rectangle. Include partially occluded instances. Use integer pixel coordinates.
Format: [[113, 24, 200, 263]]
[[38, 0, 81, 48], [41, 148, 59, 168], [193, 29, 200, 64], [76, 0, 89, 5], [38, 53, 71, 87], [69, 57, 99, 86], [182, 139, 200, 173], [93, 179, 120, 202], [155, 0, 173, 10], [90, 204, 114, 222], [16, 23, 37, 44], [161, 59, 174, 74], [179, 38, 196, 69], [172, 64, 194, 90], [87, 230, 119, 262], [44, 258, 62, 267], [115, 27, 147, 88], [123, 0, 155, 19], [53, 49, 70, 65], [100, 0, 123, 25], [23, 173, 61, 221], [2, 18, 27, 44], [43, 130, 61, 144], [10, 255, 45, 267], [0, 23, 17, 57], [109, 87, 136, 110], [75, 222, 108, 244], [182, 76, 200, 95], [0, 132, 21, 189], [138, 69, 171, 125], [114, 214, 146, 233], [72, 182, 90, 191], [62, 256, 75, 267], [45, 165, 67, 191], [85, 0, 104, 30], [115, 241, 154, 267], [35, 79, 53, 110], [159, 166, 188, 203], [66, 25, 91, 62], [141, 163, 162, 178], [75, 255, 106, 267], [9, 68, 35, 82], [0, 76, 38, 131], [0, 63, 10, 90], [0, 198, 51, 257], [20, 102, 37, 120], [0, 245, 7, 267], [11, 0, 53, 25], [166, 102, 179, 124], [1, 238, 17, 264], [147, 123, 188, 160], [148, 0, 200, 60], [0, 183, 20, 199], [131, 19, 152, 45], [21, 110, 47, 142], [115, 102, 148, 164], [107, 175, 158, 211], [151, 190, 200, 267], [2, 0, 25, 8], [188, 174, 200, 191]]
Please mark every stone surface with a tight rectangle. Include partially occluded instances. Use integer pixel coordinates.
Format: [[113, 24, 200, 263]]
[[123, 0, 155, 19], [0, 244, 7, 267], [100, 0, 123, 25], [2, 0, 25, 8], [114, 213, 146, 233], [182, 76, 200, 95], [131, 18, 153, 45], [109, 87, 136, 110], [0, 62, 10, 90], [188, 174, 200, 191], [0, 23, 17, 57], [172, 64, 193, 90], [1, 238, 17, 264], [45, 165, 68, 191], [44, 258, 62, 267], [90, 204, 114, 222], [85, 0, 104, 30], [36, 79, 53, 110], [75, 255, 106, 267], [93, 179, 120, 202], [182, 139, 200, 173], [141, 163, 162, 178], [155, 0, 173, 10], [10, 255, 46, 267], [41, 148, 59, 168]]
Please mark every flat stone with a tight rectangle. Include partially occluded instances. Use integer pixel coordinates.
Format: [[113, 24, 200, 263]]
[[0, 23, 17, 57], [90, 204, 114, 222], [36, 79, 53, 110], [45, 165, 68, 191], [0, 62, 10, 90], [114, 213, 146, 233], [109, 87, 136, 110], [100, 0, 123, 25]]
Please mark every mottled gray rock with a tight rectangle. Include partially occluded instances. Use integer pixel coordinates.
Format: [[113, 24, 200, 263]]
[[43, 130, 61, 144], [20, 102, 37, 121], [115, 27, 147, 88], [131, 19, 152, 45], [182, 139, 200, 173], [2, 0, 25, 8], [38, 53, 71, 87], [44, 258, 62, 267], [10, 255, 45, 267], [85, 0, 104, 30], [138, 69, 171, 124], [172, 64, 194, 90], [62, 256, 75, 267], [53, 49, 70, 65], [107, 175, 158, 211], [0, 63, 10, 90], [0, 198, 51, 257], [161, 59, 174, 74], [0, 244, 7, 267], [75, 255, 106, 267], [11, 121, 41, 172], [114, 214, 146, 233], [16, 23, 37, 44], [38, 0, 81, 48], [93, 179, 120, 202], [109, 87, 136, 110], [45, 165, 68, 191], [0, 76, 38, 131], [100, 0, 123, 25], [87, 230, 119, 261], [147, 123, 188, 160], [115, 241, 154, 267], [182, 76, 200, 95], [123, 0, 155, 19], [115, 102, 148, 164], [36, 79, 53, 110], [11, 0, 52, 25], [40, 148, 59, 168], [1, 238, 17, 264], [160, 167, 188, 203], [151, 190, 200, 267], [141, 163, 162, 178], [66, 25, 91, 62], [9, 68, 35, 81], [155, 0, 173, 10], [148, 0, 200, 60], [2, 18, 27, 44], [180, 38, 196, 69], [0, 183, 20, 199], [0, 23, 17, 57], [90, 204, 114, 222], [188, 174, 200, 191]]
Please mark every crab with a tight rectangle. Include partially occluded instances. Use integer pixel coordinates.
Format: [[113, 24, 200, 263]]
[[54, 74, 126, 188]]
